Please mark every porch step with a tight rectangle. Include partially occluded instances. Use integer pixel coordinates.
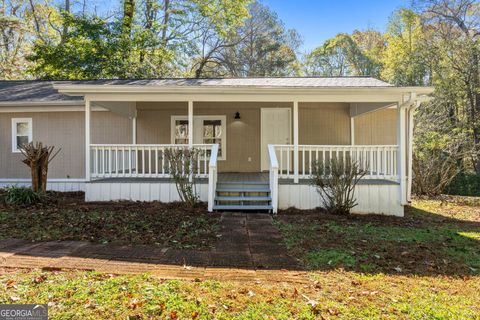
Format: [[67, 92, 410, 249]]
[[213, 174, 272, 212], [215, 196, 272, 202], [212, 204, 273, 211], [216, 186, 270, 193]]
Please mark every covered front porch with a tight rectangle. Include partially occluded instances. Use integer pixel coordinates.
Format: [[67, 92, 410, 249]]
[[54, 82, 431, 216]]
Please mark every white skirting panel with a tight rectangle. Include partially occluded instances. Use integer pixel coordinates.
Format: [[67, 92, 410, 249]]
[[85, 182, 208, 202], [278, 183, 403, 217], [0, 179, 85, 192]]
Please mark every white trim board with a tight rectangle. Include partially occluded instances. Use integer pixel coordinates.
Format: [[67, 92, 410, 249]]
[[0, 179, 86, 182], [0, 106, 107, 113], [0, 180, 85, 192]]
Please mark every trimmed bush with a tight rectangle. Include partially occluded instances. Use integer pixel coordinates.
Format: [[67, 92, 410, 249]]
[[446, 171, 480, 197], [2, 186, 45, 205]]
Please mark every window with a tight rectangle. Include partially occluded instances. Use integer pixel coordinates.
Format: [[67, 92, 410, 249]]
[[202, 120, 223, 158], [171, 115, 226, 160], [11, 118, 32, 153], [173, 119, 189, 145]]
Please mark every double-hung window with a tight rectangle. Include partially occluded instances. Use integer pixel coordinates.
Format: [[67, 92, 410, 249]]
[[11, 118, 32, 153], [171, 115, 226, 160]]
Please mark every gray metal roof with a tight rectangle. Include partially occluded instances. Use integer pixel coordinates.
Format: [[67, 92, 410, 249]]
[[0, 77, 393, 103]]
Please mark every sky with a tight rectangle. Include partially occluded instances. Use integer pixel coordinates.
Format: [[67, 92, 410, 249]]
[[92, 0, 409, 52], [262, 0, 408, 51]]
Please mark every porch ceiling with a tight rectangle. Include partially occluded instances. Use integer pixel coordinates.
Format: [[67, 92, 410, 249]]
[[350, 102, 397, 117], [93, 101, 137, 118]]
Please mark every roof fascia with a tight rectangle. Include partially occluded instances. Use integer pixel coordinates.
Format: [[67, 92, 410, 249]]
[[54, 84, 435, 97]]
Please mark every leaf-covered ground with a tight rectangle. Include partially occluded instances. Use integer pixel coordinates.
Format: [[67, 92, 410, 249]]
[[0, 198, 479, 319], [0, 192, 220, 249], [275, 198, 480, 276], [0, 268, 478, 319]]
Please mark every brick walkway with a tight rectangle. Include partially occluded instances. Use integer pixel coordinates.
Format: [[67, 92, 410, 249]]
[[0, 213, 306, 283]]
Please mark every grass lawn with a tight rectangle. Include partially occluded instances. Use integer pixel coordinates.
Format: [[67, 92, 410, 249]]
[[0, 267, 478, 319], [275, 198, 480, 276], [0, 192, 220, 249]]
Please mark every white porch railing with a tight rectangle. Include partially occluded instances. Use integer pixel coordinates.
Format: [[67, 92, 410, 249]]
[[90, 144, 214, 179], [272, 145, 399, 180], [268, 145, 279, 214], [207, 144, 219, 212]]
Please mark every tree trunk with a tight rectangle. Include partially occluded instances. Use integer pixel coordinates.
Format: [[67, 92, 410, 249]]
[[40, 152, 49, 193], [472, 47, 480, 172], [161, 0, 170, 44], [60, 0, 71, 44], [121, 0, 135, 77]]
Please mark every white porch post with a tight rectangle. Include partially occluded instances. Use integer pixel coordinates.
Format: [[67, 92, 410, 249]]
[[188, 101, 194, 182], [293, 101, 299, 183], [132, 116, 137, 144], [188, 101, 193, 147], [350, 117, 355, 145], [85, 99, 91, 181], [397, 103, 407, 205], [407, 103, 418, 202]]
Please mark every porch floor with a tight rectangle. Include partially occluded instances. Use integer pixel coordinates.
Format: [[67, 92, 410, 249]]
[[89, 172, 398, 185]]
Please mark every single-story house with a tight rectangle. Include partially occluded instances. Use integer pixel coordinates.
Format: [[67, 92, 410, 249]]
[[0, 77, 433, 216]]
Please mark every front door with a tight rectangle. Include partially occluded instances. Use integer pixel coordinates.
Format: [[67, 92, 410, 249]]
[[261, 108, 291, 171]]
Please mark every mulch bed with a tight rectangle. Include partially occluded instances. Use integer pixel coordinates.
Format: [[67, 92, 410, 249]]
[[0, 192, 221, 249]]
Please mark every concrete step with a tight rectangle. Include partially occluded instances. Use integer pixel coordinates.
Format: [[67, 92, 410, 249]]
[[215, 196, 271, 202], [212, 204, 273, 211]]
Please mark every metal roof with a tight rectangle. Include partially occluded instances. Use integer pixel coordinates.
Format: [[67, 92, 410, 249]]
[[0, 77, 393, 103]]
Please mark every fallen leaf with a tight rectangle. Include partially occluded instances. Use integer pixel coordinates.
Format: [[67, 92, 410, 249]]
[[292, 288, 299, 298], [84, 299, 96, 309], [128, 298, 144, 310], [33, 275, 47, 284], [6, 279, 16, 289], [328, 308, 340, 316]]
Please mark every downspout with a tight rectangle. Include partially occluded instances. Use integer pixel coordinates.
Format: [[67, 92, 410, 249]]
[[398, 94, 417, 206]]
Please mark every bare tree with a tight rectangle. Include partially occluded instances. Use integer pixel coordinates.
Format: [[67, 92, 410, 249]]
[[20, 142, 61, 193], [310, 157, 367, 215], [164, 147, 202, 208]]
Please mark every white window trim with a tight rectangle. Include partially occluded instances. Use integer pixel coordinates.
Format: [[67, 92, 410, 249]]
[[11, 118, 32, 153], [171, 115, 227, 160]]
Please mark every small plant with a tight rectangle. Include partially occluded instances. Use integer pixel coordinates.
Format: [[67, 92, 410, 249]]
[[2, 186, 45, 205], [164, 147, 202, 208], [311, 157, 367, 215]]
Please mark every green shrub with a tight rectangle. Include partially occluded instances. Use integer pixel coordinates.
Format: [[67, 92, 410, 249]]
[[446, 171, 480, 197], [2, 186, 45, 205]]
